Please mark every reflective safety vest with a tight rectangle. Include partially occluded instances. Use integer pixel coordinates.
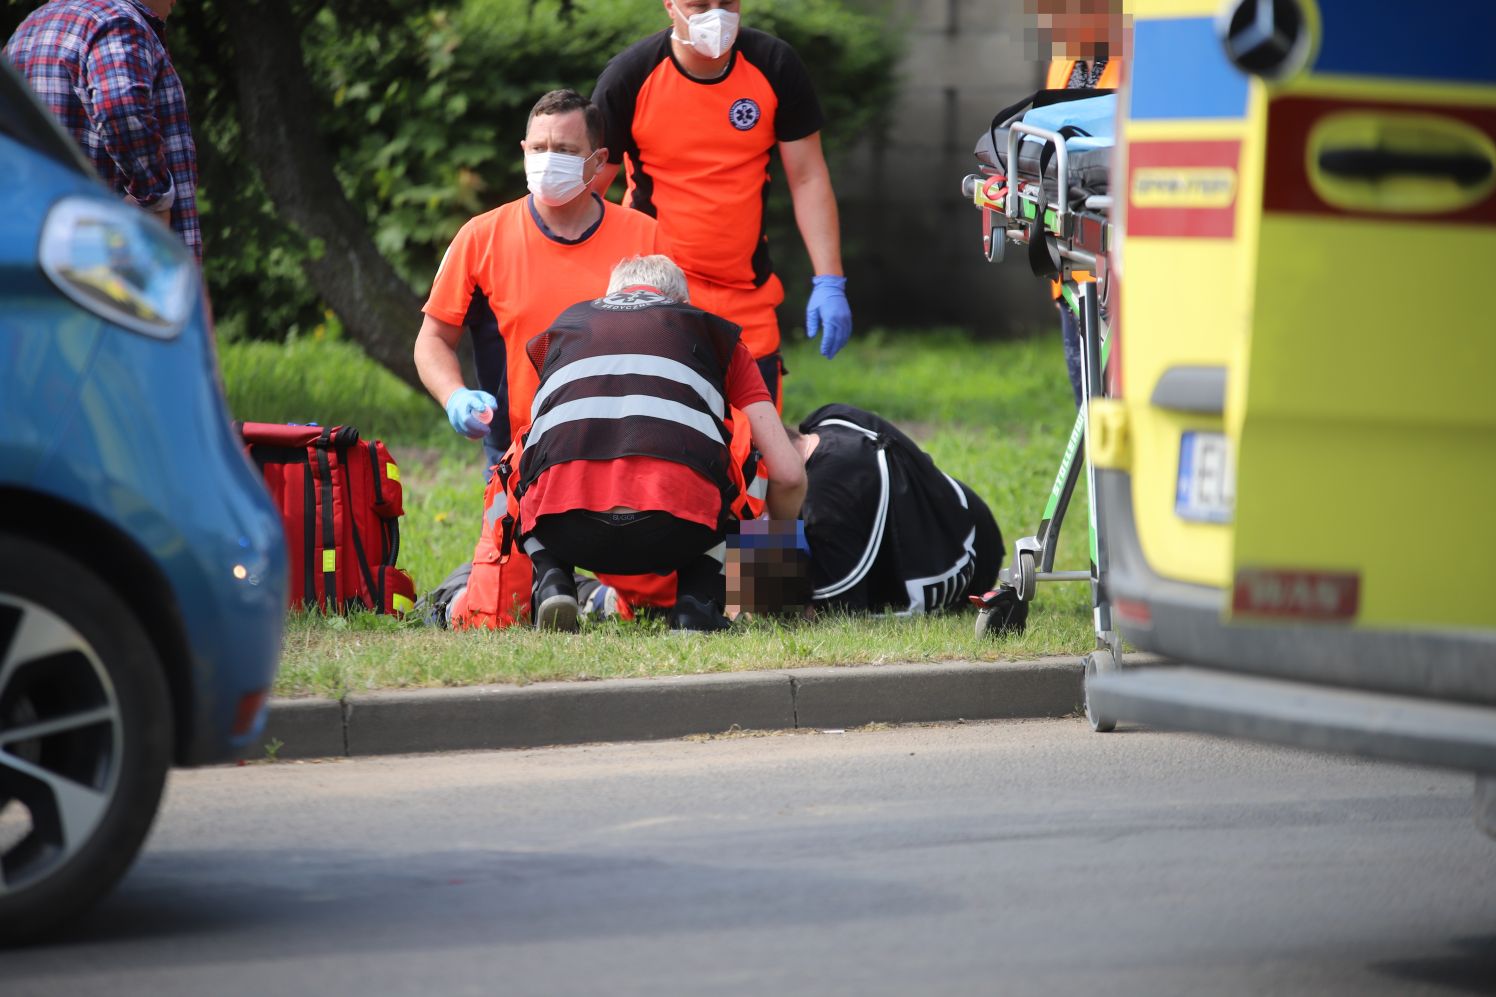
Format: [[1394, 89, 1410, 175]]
[[516, 289, 740, 513], [1044, 58, 1121, 89]]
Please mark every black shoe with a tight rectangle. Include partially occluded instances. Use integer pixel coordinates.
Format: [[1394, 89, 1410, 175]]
[[668, 595, 731, 633], [533, 569, 579, 632]]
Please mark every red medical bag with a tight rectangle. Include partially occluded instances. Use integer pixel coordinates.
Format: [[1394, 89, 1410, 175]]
[[238, 423, 416, 614]]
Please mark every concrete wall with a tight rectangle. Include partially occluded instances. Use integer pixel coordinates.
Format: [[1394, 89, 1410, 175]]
[[836, 0, 1054, 337]]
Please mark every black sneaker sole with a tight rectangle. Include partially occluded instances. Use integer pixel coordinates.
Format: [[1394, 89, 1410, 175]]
[[535, 593, 580, 632]]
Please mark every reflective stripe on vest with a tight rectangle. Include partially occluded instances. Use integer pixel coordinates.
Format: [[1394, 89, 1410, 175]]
[[531, 353, 726, 423], [525, 394, 729, 451], [517, 297, 741, 503]]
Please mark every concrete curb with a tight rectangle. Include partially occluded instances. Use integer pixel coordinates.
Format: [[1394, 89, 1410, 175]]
[[254, 657, 1099, 760]]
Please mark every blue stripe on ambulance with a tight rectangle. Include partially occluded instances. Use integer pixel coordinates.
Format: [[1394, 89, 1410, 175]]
[[1129, 18, 1249, 121], [1313, 0, 1496, 85]]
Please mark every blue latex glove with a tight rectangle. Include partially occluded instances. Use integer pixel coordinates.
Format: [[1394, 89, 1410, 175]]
[[792, 518, 811, 557], [444, 387, 498, 439], [806, 275, 852, 359]]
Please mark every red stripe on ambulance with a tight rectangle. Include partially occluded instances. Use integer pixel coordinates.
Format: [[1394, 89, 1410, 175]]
[[1263, 95, 1496, 226], [1231, 568, 1360, 621], [1126, 140, 1242, 239]]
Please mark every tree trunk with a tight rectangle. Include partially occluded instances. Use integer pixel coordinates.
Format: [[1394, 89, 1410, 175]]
[[223, 0, 425, 391]]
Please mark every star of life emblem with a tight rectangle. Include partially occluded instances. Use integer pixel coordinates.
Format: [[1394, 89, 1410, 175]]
[[729, 97, 761, 131]]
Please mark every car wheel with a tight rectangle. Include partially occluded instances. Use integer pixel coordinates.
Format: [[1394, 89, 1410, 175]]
[[0, 534, 172, 944]]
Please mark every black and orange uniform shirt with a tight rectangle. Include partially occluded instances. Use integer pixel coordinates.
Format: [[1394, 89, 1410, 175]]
[[593, 28, 823, 295], [423, 194, 658, 438]]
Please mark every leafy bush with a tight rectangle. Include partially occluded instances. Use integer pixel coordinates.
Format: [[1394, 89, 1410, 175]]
[[180, 0, 899, 342]]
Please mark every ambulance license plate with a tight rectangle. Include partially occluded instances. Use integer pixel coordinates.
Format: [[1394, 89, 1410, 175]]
[[1176, 431, 1234, 523]]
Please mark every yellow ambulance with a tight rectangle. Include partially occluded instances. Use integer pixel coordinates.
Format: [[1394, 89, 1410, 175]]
[[1086, 0, 1496, 832]]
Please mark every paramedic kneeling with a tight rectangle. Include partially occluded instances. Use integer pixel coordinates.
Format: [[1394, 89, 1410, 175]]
[[514, 255, 806, 632]]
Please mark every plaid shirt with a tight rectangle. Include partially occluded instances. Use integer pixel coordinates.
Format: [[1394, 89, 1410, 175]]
[[5, 0, 200, 260]]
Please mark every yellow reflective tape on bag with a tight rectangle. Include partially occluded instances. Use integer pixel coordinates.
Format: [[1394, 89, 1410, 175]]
[[386, 463, 401, 482], [322, 550, 336, 572]]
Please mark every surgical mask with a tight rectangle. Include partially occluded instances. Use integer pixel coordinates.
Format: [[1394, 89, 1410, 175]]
[[672, 5, 739, 59], [525, 150, 594, 207]]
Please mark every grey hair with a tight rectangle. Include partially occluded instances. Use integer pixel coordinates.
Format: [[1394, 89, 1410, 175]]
[[607, 255, 690, 302]]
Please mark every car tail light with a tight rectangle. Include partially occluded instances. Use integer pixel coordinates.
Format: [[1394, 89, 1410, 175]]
[[38, 196, 195, 340], [1113, 596, 1151, 627]]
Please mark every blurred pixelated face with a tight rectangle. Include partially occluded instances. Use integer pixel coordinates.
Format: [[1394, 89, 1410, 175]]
[[726, 520, 812, 618], [1025, 0, 1126, 61]]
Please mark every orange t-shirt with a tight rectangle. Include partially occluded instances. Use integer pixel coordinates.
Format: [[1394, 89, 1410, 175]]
[[593, 29, 823, 292], [423, 194, 659, 436]]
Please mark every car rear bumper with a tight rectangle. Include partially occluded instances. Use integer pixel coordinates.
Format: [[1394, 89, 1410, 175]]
[[1087, 665, 1496, 774], [1096, 468, 1496, 770]]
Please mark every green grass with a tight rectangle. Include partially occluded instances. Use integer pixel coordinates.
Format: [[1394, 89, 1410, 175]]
[[221, 327, 1097, 698]]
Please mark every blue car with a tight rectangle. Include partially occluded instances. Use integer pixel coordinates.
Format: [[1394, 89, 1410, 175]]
[[0, 60, 287, 940]]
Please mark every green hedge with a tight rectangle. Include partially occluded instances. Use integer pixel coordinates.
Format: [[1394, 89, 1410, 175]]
[[187, 0, 900, 342]]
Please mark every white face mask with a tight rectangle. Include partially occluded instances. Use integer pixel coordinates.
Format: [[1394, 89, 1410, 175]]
[[525, 150, 595, 207], [673, 5, 739, 59]]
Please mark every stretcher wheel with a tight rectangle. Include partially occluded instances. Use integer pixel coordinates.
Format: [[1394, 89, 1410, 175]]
[[1014, 549, 1037, 602], [974, 606, 995, 640], [972, 586, 1029, 640], [1083, 650, 1118, 733]]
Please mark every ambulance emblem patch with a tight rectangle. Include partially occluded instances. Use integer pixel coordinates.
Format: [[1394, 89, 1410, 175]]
[[729, 98, 761, 131], [594, 289, 670, 311]]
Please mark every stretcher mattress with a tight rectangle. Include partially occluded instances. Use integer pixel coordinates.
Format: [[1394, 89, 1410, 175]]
[[973, 128, 1112, 204]]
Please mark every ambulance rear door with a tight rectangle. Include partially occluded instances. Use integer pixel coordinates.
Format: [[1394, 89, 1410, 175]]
[[1223, 0, 1496, 640]]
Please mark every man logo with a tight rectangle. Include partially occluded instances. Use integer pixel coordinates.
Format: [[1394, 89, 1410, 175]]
[[729, 98, 761, 131], [593, 289, 670, 312]]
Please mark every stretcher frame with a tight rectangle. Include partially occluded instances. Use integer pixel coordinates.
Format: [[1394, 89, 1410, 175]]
[[963, 121, 1122, 732]]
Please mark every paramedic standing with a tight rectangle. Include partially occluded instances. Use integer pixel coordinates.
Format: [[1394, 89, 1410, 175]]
[[415, 89, 659, 458], [590, 0, 852, 406], [1030, 0, 1125, 405], [517, 255, 805, 632], [6, 0, 200, 261]]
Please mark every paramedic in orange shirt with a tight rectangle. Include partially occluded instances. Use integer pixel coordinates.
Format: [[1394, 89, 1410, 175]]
[[414, 89, 660, 455], [589, 0, 852, 406]]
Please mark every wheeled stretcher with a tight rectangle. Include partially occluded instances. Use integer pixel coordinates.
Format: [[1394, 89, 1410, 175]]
[[961, 92, 1122, 731], [962, 92, 1114, 274]]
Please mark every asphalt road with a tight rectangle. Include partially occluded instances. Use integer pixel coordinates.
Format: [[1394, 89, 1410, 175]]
[[5, 719, 1495, 996]]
